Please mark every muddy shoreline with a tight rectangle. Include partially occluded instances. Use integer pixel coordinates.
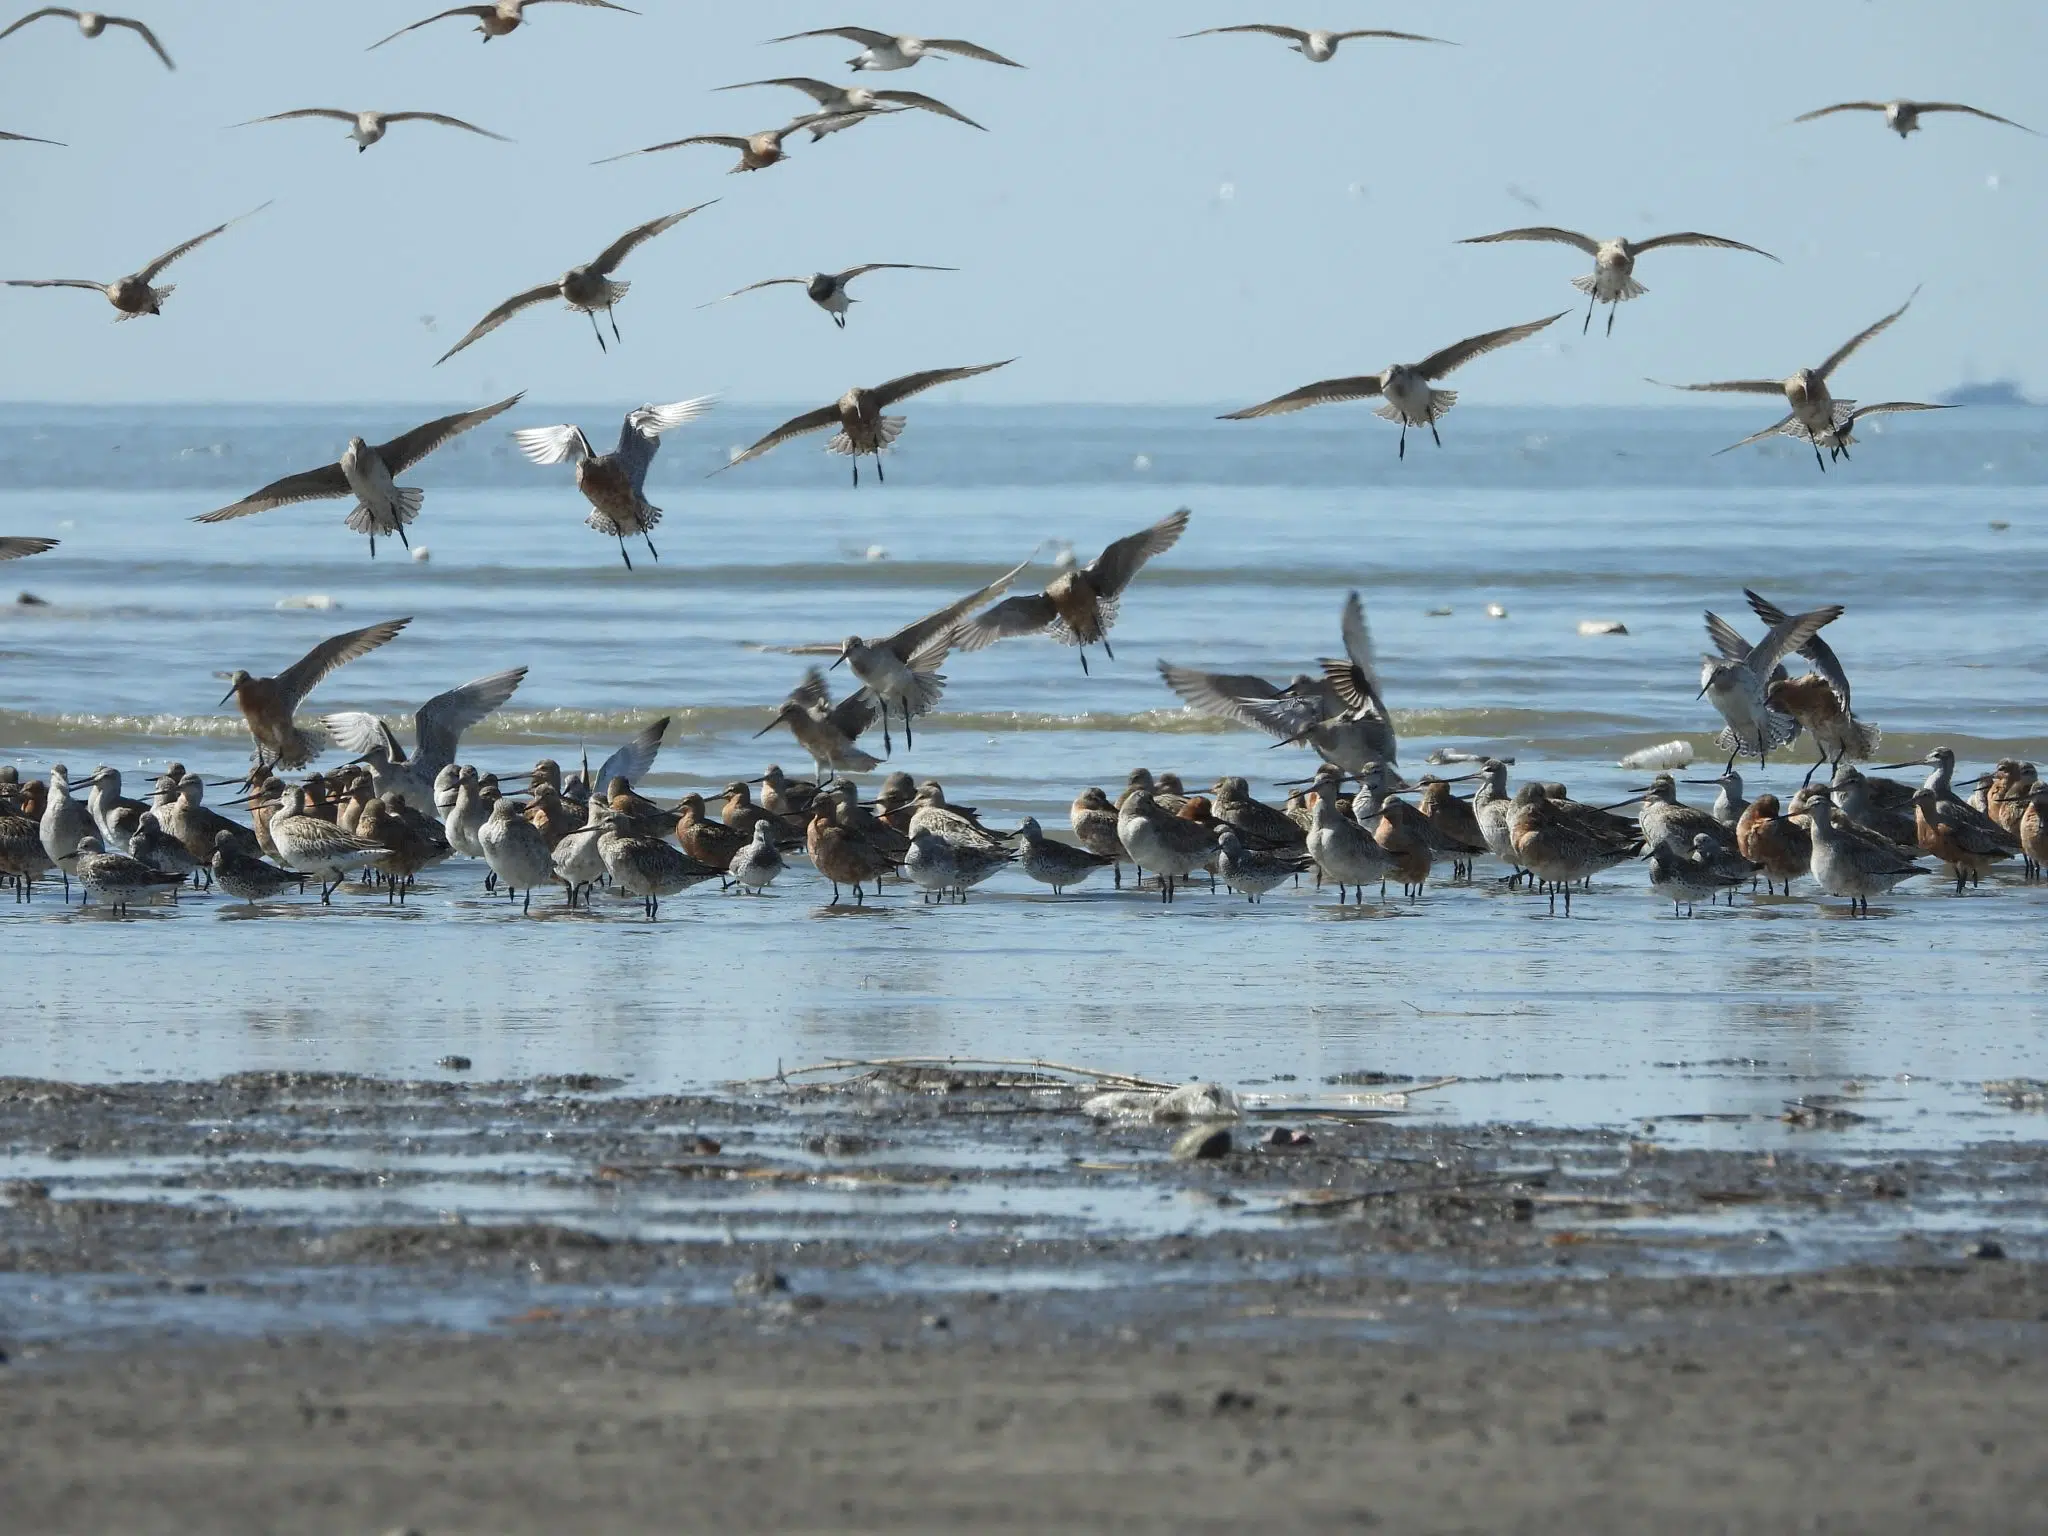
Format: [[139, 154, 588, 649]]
[[3, 1069, 2045, 1529]]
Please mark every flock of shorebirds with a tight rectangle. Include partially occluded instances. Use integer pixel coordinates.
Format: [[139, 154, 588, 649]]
[[2, 10, 2039, 918]]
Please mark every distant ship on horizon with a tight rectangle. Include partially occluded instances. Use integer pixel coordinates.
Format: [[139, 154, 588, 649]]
[[1940, 378, 2035, 407]]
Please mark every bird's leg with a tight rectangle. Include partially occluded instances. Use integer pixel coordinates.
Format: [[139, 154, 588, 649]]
[[1429, 418, 1443, 449], [874, 453, 885, 484], [1605, 303, 1617, 338], [1813, 440, 1826, 472], [1102, 638, 1115, 662], [618, 537, 633, 570], [396, 524, 410, 550], [368, 534, 377, 559], [1078, 648, 1090, 677], [643, 532, 659, 563], [833, 314, 846, 330], [903, 707, 913, 750], [1582, 292, 1596, 335], [851, 460, 859, 488], [881, 708, 893, 756], [1398, 423, 1407, 460], [608, 304, 621, 345], [588, 309, 607, 352]]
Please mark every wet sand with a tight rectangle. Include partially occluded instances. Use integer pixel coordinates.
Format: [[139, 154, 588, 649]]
[[3, 1070, 2045, 1529]]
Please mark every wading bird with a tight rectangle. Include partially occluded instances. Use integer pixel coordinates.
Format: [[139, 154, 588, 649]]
[[1698, 603, 1843, 771], [218, 618, 412, 772]]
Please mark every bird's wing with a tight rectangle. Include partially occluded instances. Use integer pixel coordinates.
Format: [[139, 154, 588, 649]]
[[377, 392, 523, 474], [1847, 401, 1954, 423], [1332, 29, 1453, 43], [0, 536, 58, 560], [1416, 311, 1565, 378], [1632, 231, 1780, 260], [871, 358, 1014, 408], [594, 717, 668, 789], [1226, 690, 1322, 740], [1711, 413, 1797, 455], [715, 76, 841, 105], [1915, 102, 2036, 132], [235, 108, 355, 127], [836, 263, 956, 281], [1158, 662, 1290, 734], [1320, 658, 1385, 716], [1750, 606, 1844, 681], [887, 555, 1035, 659], [1086, 506, 1191, 598], [1746, 588, 1852, 711], [1791, 102, 1887, 122], [434, 282, 557, 365], [949, 594, 1058, 651], [630, 395, 717, 438], [512, 424, 593, 466], [1657, 378, 1784, 395], [383, 111, 512, 140], [827, 688, 878, 739], [873, 90, 985, 129], [531, 0, 639, 10], [1703, 611, 1753, 663], [923, 37, 1023, 65], [104, 14, 172, 67], [4, 278, 104, 290], [320, 710, 401, 760], [591, 201, 714, 274], [0, 129, 64, 143], [414, 666, 527, 768], [193, 462, 353, 522], [791, 109, 879, 139], [0, 10, 81, 43], [1339, 590, 1384, 709], [368, 6, 493, 50], [714, 403, 842, 471], [1218, 375, 1384, 419], [138, 202, 268, 282], [1458, 226, 1600, 255], [785, 667, 833, 713], [594, 136, 745, 164], [272, 617, 413, 710], [766, 25, 895, 46], [1817, 290, 1916, 381], [1179, 24, 1309, 42], [703, 276, 803, 305]]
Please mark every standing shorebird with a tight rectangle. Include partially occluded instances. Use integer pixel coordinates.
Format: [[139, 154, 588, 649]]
[[0, 8, 171, 66], [195, 396, 520, 556], [218, 617, 412, 771], [716, 77, 985, 131], [1015, 816, 1114, 894], [727, 820, 786, 895], [755, 669, 882, 783], [717, 360, 1014, 485], [1698, 603, 1843, 771], [793, 557, 1030, 752], [1745, 588, 1881, 780], [436, 205, 713, 363], [322, 667, 528, 811], [72, 836, 183, 913], [1459, 226, 1777, 336], [951, 508, 1190, 675], [765, 24, 1023, 71], [1117, 789, 1219, 903], [39, 764, 92, 899], [1222, 313, 1564, 458], [268, 786, 386, 902], [371, 0, 636, 50], [705, 263, 955, 329], [1161, 590, 1397, 768], [1178, 24, 1451, 59], [1794, 99, 2036, 139], [478, 798, 554, 913], [1805, 787, 1926, 915], [513, 397, 716, 568], [5, 202, 264, 321], [1655, 294, 1919, 470], [233, 107, 510, 153], [0, 536, 57, 560]]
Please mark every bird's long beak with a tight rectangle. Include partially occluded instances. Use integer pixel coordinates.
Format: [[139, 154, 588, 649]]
[[218, 687, 237, 706], [1597, 796, 1641, 812], [1680, 777, 1726, 786], [752, 720, 779, 739], [1695, 683, 1711, 700], [204, 778, 248, 789], [1870, 761, 1919, 772], [1428, 771, 1481, 785], [827, 653, 847, 671]]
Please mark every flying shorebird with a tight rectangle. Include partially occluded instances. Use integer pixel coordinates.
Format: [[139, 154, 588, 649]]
[[716, 359, 1013, 486], [717, 77, 984, 132], [5, 203, 266, 321], [1, 129, 63, 145], [755, 669, 882, 783], [512, 397, 716, 569], [1794, 99, 2036, 139], [435, 204, 711, 363], [218, 617, 413, 772], [233, 108, 510, 153], [370, 0, 636, 50], [1746, 588, 1881, 781], [1458, 226, 1778, 336], [322, 667, 528, 812], [1698, 603, 1843, 772], [1654, 292, 1919, 470], [788, 557, 1032, 752], [0, 8, 171, 67], [951, 507, 1191, 675], [705, 263, 955, 328], [765, 24, 1023, 71], [1221, 313, 1565, 458], [1178, 24, 1452, 60], [0, 537, 57, 560], [193, 394, 521, 557], [595, 116, 870, 174], [1160, 591, 1399, 768]]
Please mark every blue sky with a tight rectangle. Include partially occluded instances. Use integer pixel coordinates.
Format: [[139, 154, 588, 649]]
[[0, 1, 2041, 404]]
